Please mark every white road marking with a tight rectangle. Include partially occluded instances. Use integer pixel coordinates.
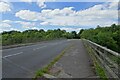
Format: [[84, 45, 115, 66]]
[[3, 52, 23, 58], [33, 46, 46, 51]]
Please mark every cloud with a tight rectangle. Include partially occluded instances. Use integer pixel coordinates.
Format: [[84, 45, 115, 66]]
[[20, 0, 46, 8], [1, 20, 36, 29], [31, 27, 39, 30], [0, 2, 11, 12], [2, 20, 12, 23], [39, 2, 118, 26], [60, 27, 82, 33], [0, 20, 38, 32], [20, 0, 32, 3], [40, 21, 49, 25], [40, 7, 75, 17], [0, 20, 21, 32], [0, 22, 12, 32], [18, 21, 36, 28], [15, 2, 118, 27], [37, 0, 46, 8], [0, 22, 11, 28], [0, 28, 19, 33], [15, 10, 40, 21]]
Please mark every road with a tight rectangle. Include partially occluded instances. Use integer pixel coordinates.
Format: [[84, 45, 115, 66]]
[[2, 39, 74, 78], [51, 40, 95, 78]]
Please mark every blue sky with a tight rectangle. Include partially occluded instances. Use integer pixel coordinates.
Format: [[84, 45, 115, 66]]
[[0, 1, 118, 33], [2, 2, 100, 19]]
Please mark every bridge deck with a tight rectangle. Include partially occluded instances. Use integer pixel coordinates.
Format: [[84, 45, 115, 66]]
[[49, 40, 96, 78]]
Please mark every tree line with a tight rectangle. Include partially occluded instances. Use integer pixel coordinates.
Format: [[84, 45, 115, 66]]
[[1, 29, 79, 46], [80, 24, 120, 53], [1, 24, 120, 53]]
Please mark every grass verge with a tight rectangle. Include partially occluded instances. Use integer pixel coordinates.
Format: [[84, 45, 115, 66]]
[[83, 41, 108, 80], [34, 44, 73, 79]]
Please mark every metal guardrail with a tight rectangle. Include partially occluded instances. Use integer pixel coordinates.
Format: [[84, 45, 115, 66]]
[[83, 39, 120, 79]]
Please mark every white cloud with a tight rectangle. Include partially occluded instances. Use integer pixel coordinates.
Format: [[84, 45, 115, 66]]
[[0, 28, 19, 33], [42, 2, 118, 26], [20, 0, 32, 3], [31, 27, 39, 30], [0, 20, 38, 32], [20, 0, 46, 8], [0, 2, 11, 12], [0, 22, 12, 32], [0, 20, 20, 32], [0, 22, 11, 28], [1, 20, 36, 29], [40, 21, 49, 25], [18, 21, 36, 28], [2, 20, 12, 23], [40, 7, 75, 17], [37, 0, 46, 8], [15, 10, 40, 21], [2, 2, 118, 33], [60, 27, 82, 33], [15, 2, 118, 27]]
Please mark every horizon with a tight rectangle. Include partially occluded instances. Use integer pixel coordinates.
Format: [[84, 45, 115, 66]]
[[0, 23, 118, 34]]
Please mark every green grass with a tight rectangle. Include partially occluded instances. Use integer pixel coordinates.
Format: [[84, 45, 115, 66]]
[[34, 45, 73, 79], [83, 41, 108, 80], [108, 54, 120, 65]]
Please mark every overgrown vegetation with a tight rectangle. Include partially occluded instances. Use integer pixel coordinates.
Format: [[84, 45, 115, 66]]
[[35, 45, 72, 79], [80, 24, 120, 53], [83, 41, 107, 79], [1, 29, 79, 46]]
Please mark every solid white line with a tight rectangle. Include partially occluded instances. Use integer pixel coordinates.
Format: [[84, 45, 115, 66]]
[[3, 52, 23, 58]]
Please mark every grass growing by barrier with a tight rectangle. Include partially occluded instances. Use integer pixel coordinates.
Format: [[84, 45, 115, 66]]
[[108, 53, 120, 65], [83, 41, 107, 79], [34, 45, 73, 79]]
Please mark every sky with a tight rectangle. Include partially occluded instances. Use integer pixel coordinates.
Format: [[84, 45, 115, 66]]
[[0, 0, 119, 33]]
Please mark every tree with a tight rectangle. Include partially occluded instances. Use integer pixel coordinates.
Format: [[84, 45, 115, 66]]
[[80, 24, 120, 53], [71, 31, 77, 39], [78, 29, 84, 38]]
